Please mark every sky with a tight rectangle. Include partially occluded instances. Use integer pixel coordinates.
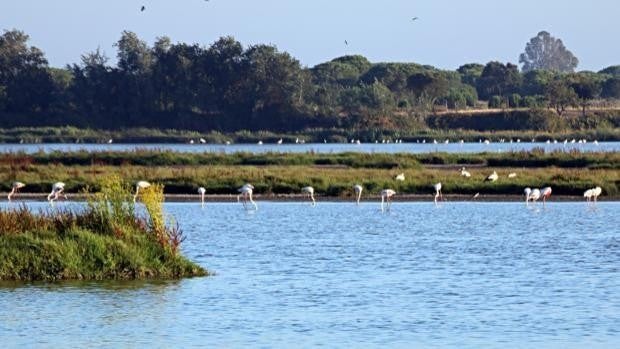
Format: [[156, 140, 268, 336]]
[[1, 0, 618, 71]]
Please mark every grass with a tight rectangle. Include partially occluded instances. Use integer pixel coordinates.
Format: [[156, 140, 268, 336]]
[[1, 151, 618, 197], [0, 175, 207, 281]]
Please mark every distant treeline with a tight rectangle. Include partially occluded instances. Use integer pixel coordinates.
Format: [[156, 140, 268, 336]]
[[1, 29, 620, 133]]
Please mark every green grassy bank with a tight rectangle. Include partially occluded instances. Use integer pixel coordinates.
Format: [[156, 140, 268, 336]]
[[0, 176, 207, 281]]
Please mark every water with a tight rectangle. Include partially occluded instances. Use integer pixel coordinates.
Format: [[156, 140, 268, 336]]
[[1, 201, 619, 348], [0, 141, 618, 154]]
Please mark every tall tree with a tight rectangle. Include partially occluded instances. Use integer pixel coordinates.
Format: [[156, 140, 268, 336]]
[[519, 31, 578, 72], [476, 62, 522, 101]]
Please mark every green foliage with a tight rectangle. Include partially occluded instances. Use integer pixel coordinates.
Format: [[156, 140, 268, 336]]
[[0, 175, 206, 281]]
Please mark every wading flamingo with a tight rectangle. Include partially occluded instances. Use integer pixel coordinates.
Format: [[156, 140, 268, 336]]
[[198, 187, 206, 207], [7, 181, 25, 201], [133, 181, 151, 203], [529, 188, 541, 204], [524, 187, 532, 205], [353, 184, 363, 205], [433, 182, 443, 205], [301, 186, 316, 206], [541, 187, 552, 206], [47, 182, 66, 203], [238, 184, 258, 210], [380, 189, 396, 212]]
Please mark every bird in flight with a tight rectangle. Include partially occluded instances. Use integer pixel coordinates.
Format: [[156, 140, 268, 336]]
[[141, 6, 146, 12], [344, 40, 348, 45], [412, 17, 419, 21]]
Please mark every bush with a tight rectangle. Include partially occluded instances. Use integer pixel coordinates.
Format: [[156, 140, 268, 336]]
[[488, 95, 503, 108]]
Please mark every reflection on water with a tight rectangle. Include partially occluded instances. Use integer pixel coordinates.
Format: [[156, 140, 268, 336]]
[[0, 142, 618, 154], [1, 202, 619, 348]]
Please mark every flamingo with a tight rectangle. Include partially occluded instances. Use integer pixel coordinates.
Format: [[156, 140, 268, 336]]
[[585, 186, 602, 203], [433, 182, 443, 205], [301, 186, 316, 206], [353, 184, 363, 205], [541, 187, 552, 206], [395, 173, 405, 181], [380, 189, 396, 212], [7, 181, 25, 201], [524, 187, 532, 205], [47, 182, 66, 203], [133, 181, 151, 203], [460, 167, 471, 178], [238, 184, 257, 210], [529, 188, 541, 204], [485, 171, 498, 182], [198, 187, 206, 207]]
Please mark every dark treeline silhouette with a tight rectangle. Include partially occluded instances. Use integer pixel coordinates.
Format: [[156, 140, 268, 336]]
[[1, 29, 620, 132]]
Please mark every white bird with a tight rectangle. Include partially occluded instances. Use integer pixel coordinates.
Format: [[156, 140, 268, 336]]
[[295, 138, 299, 144], [257, 141, 263, 145], [189, 139, 195, 144], [395, 173, 405, 181], [460, 167, 471, 178], [301, 186, 316, 206], [472, 192, 480, 200], [529, 188, 541, 203], [593, 140, 599, 145], [484, 139, 490, 145], [277, 138, 283, 145], [524, 187, 532, 205], [353, 184, 363, 205], [238, 184, 257, 210], [225, 141, 231, 145], [198, 187, 206, 207], [199, 138, 207, 144], [541, 187, 552, 206], [508, 172, 517, 178], [47, 182, 66, 203], [516, 139, 521, 143], [7, 181, 25, 201], [133, 181, 151, 203], [433, 182, 443, 205], [107, 139, 113, 144], [584, 186, 602, 203], [433, 139, 438, 144], [444, 139, 449, 144], [485, 171, 499, 182], [380, 189, 396, 212]]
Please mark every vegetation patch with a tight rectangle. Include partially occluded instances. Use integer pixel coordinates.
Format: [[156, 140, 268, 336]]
[[0, 175, 207, 281]]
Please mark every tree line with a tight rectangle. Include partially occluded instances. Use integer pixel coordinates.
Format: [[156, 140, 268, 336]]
[[1, 29, 619, 132]]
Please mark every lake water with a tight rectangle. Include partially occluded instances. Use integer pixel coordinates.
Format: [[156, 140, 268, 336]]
[[0, 141, 619, 154], [1, 201, 619, 348]]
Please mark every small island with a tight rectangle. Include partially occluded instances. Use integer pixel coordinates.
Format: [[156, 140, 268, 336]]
[[0, 175, 207, 281]]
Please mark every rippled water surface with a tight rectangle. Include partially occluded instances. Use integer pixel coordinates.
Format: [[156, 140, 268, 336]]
[[1, 202, 619, 348], [0, 141, 618, 154]]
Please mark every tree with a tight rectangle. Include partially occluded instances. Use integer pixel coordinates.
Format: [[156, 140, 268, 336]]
[[476, 62, 521, 101], [599, 65, 620, 77], [407, 71, 449, 111], [457, 63, 484, 87], [545, 78, 577, 116], [519, 31, 578, 72], [602, 77, 620, 99], [569, 73, 602, 116]]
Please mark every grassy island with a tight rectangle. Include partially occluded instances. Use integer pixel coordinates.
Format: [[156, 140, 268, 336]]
[[0, 176, 207, 281]]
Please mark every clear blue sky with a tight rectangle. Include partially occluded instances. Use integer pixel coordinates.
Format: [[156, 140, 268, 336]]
[[1, 0, 618, 71]]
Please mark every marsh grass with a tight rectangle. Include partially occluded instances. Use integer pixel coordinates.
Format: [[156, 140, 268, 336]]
[[0, 176, 205, 281]]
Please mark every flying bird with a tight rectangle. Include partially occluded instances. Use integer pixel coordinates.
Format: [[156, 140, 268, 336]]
[[141, 6, 145, 12], [412, 17, 418, 21], [344, 40, 348, 45]]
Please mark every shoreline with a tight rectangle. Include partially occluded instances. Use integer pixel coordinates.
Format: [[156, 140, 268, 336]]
[[2, 193, 615, 203]]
